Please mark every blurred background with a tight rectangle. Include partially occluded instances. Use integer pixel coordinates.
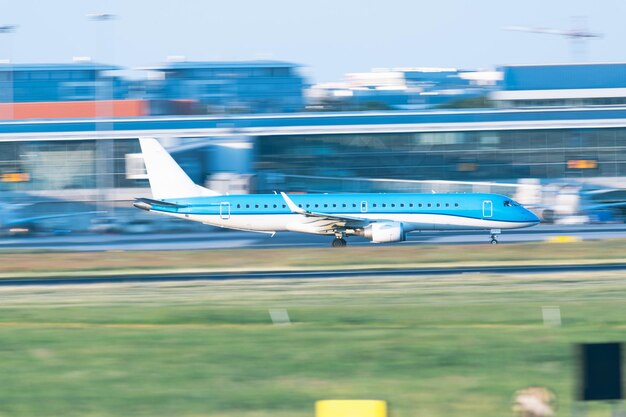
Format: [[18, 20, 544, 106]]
[[2, 0, 626, 240], [3, 3, 626, 417]]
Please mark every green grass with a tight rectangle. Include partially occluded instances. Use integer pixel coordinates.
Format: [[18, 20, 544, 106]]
[[0, 272, 624, 417], [3, 239, 626, 278]]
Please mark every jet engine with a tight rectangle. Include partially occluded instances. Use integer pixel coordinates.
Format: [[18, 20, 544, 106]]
[[361, 222, 406, 243]]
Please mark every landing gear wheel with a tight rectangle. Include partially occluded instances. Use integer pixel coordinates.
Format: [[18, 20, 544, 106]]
[[489, 229, 501, 245], [331, 238, 347, 248]]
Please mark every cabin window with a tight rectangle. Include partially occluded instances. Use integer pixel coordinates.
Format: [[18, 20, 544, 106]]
[[255, 204, 259, 208], [324, 204, 328, 208], [237, 204, 241, 208], [427, 203, 431, 207], [306, 204, 310, 208], [455, 203, 459, 207], [342, 203, 347, 208], [409, 203, 414, 207], [445, 203, 449, 207], [391, 203, 395, 208], [298, 204, 302, 208], [315, 204, 319, 208], [282, 204, 286, 208], [373, 203, 377, 207], [264, 204, 268, 208], [245, 204, 250, 208], [382, 203, 386, 208], [353, 203, 357, 208], [273, 204, 277, 208], [436, 203, 440, 207], [332, 204, 337, 208], [400, 203, 405, 207]]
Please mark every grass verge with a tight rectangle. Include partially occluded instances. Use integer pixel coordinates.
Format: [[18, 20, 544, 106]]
[[0, 272, 624, 416], [2, 239, 626, 278]]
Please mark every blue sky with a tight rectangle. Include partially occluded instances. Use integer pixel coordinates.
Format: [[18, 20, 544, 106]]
[[2, 0, 625, 82]]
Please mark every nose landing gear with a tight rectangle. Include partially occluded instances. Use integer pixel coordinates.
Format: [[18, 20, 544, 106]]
[[490, 228, 501, 245]]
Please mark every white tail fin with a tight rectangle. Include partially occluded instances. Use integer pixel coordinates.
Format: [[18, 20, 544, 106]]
[[139, 137, 220, 200]]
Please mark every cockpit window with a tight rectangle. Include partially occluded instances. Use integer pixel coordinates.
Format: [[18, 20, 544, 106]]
[[504, 200, 512, 207]]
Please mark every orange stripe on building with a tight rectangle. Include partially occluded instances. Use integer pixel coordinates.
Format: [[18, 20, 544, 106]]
[[0, 99, 147, 119]]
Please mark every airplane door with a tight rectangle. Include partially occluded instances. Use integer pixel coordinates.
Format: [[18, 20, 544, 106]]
[[220, 202, 230, 220], [482, 200, 493, 218], [360, 201, 368, 213]]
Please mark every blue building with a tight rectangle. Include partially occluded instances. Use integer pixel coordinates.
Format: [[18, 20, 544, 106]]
[[0, 62, 127, 103], [492, 63, 626, 107], [144, 60, 305, 114]]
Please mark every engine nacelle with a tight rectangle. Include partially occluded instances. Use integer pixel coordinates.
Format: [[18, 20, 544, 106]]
[[362, 222, 406, 243]]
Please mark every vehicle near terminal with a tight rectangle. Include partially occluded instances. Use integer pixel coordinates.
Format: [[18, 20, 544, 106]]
[[512, 179, 626, 224], [0, 201, 93, 236], [134, 138, 540, 247]]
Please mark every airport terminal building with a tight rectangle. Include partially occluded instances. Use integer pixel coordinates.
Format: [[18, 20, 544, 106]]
[[2, 107, 626, 200], [3, 61, 626, 207]]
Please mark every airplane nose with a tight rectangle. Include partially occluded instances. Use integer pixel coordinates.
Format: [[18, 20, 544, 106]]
[[527, 209, 541, 223]]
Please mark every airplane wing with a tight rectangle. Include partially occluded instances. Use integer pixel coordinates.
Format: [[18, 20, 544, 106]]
[[280, 192, 371, 233]]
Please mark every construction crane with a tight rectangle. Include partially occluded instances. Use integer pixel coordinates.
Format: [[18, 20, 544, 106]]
[[0, 25, 17, 34], [504, 18, 602, 62]]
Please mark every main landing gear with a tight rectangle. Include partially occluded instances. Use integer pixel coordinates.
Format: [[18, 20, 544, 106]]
[[332, 238, 347, 247], [490, 228, 501, 245], [331, 232, 347, 247]]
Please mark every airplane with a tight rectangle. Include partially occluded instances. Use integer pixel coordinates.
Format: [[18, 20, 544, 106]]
[[133, 138, 540, 246]]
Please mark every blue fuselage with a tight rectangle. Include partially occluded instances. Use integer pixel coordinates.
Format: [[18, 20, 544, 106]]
[[143, 192, 539, 235]]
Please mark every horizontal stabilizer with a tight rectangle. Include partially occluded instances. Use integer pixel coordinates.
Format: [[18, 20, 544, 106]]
[[133, 197, 187, 211]]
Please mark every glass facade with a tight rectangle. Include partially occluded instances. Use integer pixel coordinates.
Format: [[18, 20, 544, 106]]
[[256, 128, 626, 189], [0, 139, 145, 192], [156, 63, 305, 114], [2, 127, 626, 195], [0, 65, 126, 104]]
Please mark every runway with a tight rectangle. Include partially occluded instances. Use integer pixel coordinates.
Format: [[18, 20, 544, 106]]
[[1, 223, 626, 251], [2, 262, 626, 287]]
